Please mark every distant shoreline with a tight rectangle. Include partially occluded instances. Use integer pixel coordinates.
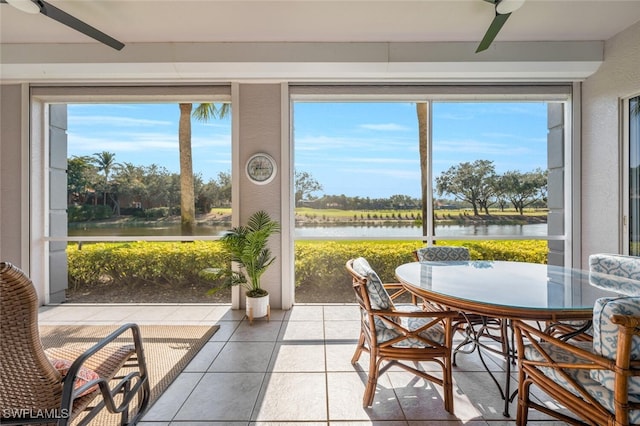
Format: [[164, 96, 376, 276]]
[[69, 211, 546, 228]]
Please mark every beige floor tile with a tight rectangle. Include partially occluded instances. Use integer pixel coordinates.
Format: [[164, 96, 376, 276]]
[[285, 305, 325, 321], [175, 372, 265, 421], [269, 341, 326, 372], [202, 305, 247, 322], [386, 371, 479, 422], [327, 372, 405, 421], [252, 372, 327, 421], [278, 320, 325, 341], [209, 321, 241, 341], [323, 305, 360, 321], [39, 304, 112, 322], [122, 305, 182, 322], [143, 372, 205, 421], [324, 320, 361, 341], [253, 423, 327, 426], [208, 341, 276, 372], [325, 342, 367, 372], [230, 319, 283, 341], [183, 341, 226, 372], [452, 371, 517, 420], [332, 422, 409, 426]]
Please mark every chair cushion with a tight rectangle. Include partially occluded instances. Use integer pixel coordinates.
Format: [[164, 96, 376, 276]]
[[415, 246, 470, 262], [589, 254, 640, 294], [351, 257, 394, 310], [524, 342, 640, 424], [50, 358, 100, 397], [589, 254, 640, 280], [591, 296, 640, 393], [372, 315, 446, 348]]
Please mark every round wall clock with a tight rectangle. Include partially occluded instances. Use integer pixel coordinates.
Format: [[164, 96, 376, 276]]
[[246, 153, 277, 185]]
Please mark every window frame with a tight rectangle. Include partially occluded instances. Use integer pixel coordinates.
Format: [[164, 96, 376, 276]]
[[623, 93, 640, 255]]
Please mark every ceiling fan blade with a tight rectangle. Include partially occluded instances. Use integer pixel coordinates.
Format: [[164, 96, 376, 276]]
[[1, 0, 125, 50], [476, 11, 511, 53], [39, 0, 124, 50]]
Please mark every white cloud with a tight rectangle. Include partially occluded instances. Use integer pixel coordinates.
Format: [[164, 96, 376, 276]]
[[359, 123, 410, 131], [68, 116, 172, 127]]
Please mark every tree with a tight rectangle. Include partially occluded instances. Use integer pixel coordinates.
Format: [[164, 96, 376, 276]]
[[67, 155, 96, 205], [389, 194, 416, 209], [435, 160, 497, 216], [294, 170, 323, 206], [178, 102, 230, 235], [498, 169, 547, 214], [113, 162, 146, 209], [92, 151, 119, 212]]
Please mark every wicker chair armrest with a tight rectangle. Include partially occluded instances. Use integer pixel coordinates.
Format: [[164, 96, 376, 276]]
[[60, 323, 149, 417], [382, 283, 404, 289], [372, 308, 459, 320], [612, 314, 640, 329], [513, 319, 610, 368]]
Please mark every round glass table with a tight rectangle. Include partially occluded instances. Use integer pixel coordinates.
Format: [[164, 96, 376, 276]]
[[395, 260, 640, 321]]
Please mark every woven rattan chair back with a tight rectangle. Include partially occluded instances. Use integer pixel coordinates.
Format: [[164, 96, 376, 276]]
[[0, 262, 65, 413]]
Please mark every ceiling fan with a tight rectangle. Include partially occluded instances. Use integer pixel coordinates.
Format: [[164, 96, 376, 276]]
[[1, 0, 124, 50], [476, 0, 526, 53]]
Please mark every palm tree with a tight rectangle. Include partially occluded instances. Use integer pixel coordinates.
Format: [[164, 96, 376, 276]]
[[178, 102, 230, 235], [93, 151, 117, 208], [416, 103, 429, 233]]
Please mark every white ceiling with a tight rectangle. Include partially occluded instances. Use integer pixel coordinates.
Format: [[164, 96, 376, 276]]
[[2, 0, 639, 83], [1, 0, 640, 46]]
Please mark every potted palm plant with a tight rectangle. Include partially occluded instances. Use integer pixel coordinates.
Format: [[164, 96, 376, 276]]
[[207, 210, 280, 323]]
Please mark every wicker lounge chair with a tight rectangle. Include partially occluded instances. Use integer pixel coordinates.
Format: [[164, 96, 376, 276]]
[[345, 257, 457, 412], [0, 261, 150, 426]]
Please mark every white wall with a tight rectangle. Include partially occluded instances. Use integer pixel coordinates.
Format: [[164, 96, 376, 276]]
[[581, 20, 640, 264]]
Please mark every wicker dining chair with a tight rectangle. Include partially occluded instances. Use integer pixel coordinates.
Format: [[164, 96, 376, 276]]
[[345, 257, 458, 412], [513, 300, 640, 425], [0, 261, 150, 426], [412, 246, 507, 365], [513, 253, 640, 425]]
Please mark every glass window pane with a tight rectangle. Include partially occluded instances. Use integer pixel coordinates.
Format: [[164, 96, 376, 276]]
[[432, 102, 549, 239], [66, 103, 232, 237]]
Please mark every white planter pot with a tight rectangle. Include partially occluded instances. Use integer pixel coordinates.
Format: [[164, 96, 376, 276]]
[[246, 294, 270, 324]]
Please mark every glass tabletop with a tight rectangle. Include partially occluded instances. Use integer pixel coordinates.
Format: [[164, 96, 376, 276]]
[[395, 260, 640, 318]]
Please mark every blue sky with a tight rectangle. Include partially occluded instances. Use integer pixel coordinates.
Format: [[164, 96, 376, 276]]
[[68, 101, 547, 199]]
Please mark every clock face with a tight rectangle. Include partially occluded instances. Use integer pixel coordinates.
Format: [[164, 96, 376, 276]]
[[246, 153, 276, 184]]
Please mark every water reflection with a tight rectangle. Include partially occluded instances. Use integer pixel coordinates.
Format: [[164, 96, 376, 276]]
[[69, 222, 548, 238]]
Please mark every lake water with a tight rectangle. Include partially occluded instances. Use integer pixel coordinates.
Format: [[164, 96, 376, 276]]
[[68, 222, 547, 238]]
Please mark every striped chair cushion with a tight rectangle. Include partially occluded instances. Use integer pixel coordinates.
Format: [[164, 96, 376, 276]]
[[591, 296, 640, 393], [524, 341, 640, 424]]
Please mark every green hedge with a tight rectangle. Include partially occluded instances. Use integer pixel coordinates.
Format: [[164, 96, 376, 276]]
[[67, 241, 227, 289], [68, 240, 548, 291]]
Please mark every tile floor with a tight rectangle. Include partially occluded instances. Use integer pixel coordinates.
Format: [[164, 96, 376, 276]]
[[38, 303, 568, 426]]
